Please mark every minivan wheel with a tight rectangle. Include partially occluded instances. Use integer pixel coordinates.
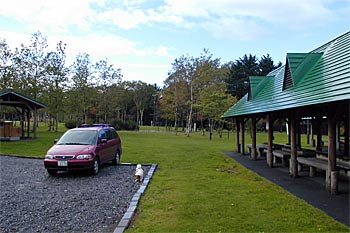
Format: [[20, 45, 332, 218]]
[[91, 157, 100, 175], [112, 151, 120, 165]]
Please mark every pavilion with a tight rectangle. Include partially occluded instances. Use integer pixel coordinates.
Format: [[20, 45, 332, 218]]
[[0, 89, 46, 140], [222, 31, 350, 195]]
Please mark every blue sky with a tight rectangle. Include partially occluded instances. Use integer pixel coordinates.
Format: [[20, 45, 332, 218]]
[[0, 0, 349, 87]]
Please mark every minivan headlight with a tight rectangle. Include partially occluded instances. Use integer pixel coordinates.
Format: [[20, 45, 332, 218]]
[[45, 154, 54, 159], [76, 154, 92, 160]]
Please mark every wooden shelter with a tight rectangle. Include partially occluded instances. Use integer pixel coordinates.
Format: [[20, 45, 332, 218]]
[[0, 90, 46, 139], [222, 32, 350, 195]]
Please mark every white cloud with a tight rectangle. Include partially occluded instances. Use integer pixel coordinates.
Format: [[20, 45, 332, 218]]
[[0, 0, 344, 36], [95, 0, 341, 39], [119, 62, 170, 86], [0, 0, 97, 32], [97, 8, 148, 29], [0, 30, 172, 86]]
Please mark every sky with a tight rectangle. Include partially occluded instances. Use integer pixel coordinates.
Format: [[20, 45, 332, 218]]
[[0, 0, 349, 87]]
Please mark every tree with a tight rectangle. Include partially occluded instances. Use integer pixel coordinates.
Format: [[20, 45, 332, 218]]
[[193, 50, 236, 139], [128, 81, 156, 126], [226, 53, 281, 99], [198, 82, 236, 140], [161, 76, 188, 133], [94, 58, 122, 123], [70, 53, 94, 125], [167, 55, 196, 136], [259, 54, 282, 76], [11, 32, 49, 138], [44, 41, 69, 132], [0, 39, 14, 90], [226, 54, 259, 99]]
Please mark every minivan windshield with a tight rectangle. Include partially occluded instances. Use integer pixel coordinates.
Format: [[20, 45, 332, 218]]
[[57, 130, 97, 145]]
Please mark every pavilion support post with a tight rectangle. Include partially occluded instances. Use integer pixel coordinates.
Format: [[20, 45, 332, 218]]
[[33, 106, 38, 139], [251, 117, 258, 160], [297, 118, 302, 150], [235, 118, 240, 153], [311, 119, 315, 147], [326, 107, 337, 194], [306, 119, 310, 145], [290, 115, 298, 177], [316, 116, 323, 151], [344, 114, 349, 157], [267, 114, 274, 168], [336, 123, 340, 151], [21, 108, 25, 137], [240, 120, 245, 155], [26, 111, 30, 138], [287, 119, 291, 145]]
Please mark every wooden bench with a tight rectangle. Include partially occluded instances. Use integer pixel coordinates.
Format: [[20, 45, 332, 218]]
[[336, 159, 350, 172], [246, 143, 269, 158], [281, 147, 316, 157], [297, 157, 328, 177], [256, 143, 285, 158], [272, 150, 290, 167], [246, 144, 254, 155]]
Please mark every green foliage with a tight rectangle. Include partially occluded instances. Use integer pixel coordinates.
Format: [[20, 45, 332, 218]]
[[226, 53, 282, 99], [111, 119, 139, 131], [64, 120, 79, 129]]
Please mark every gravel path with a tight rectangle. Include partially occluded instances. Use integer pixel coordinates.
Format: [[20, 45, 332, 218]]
[[0, 155, 149, 233]]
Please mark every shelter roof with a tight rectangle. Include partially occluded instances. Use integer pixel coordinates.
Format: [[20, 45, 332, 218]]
[[222, 31, 350, 118], [0, 89, 46, 109]]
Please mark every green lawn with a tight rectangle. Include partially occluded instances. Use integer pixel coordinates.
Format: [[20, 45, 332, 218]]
[[0, 125, 347, 232]]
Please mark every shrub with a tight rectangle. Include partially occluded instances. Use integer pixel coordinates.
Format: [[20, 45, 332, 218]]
[[65, 120, 79, 129], [111, 119, 139, 131]]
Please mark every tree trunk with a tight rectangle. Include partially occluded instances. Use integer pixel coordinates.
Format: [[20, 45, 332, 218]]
[[186, 83, 193, 137], [140, 109, 144, 126], [55, 113, 58, 133]]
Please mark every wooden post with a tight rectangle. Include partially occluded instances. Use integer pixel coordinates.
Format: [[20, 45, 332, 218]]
[[267, 114, 274, 168], [306, 119, 310, 144], [251, 117, 257, 160], [290, 115, 298, 177], [21, 108, 25, 138], [316, 116, 323, 151], [336, 123, 340, 151], [331, 171, 339, 195], [26, 111, 30, 138], [326, 108, 337, 194], [344, 115, 349, 157], [297, 118, 302, 150], [311, 119, 315, 147], [287, 119, 291, 145], [240, 120, 245, 155], [33, 106, 38, 139], [236, 118, 240, 153]]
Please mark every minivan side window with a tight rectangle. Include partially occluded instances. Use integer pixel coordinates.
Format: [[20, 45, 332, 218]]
[[107, 129, 117, 140], [98, 130, 107, 143]]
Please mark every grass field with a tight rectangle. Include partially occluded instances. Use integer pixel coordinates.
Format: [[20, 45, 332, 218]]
[[0, 124, 348, 232]]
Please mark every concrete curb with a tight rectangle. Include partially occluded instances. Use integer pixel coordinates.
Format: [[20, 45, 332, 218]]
[[113, 163, 158, 233]]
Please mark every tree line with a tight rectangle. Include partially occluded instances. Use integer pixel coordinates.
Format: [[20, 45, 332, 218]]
[[0, 32, 281, 135]]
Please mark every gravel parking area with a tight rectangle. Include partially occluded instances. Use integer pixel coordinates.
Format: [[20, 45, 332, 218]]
[[0, 155, 149, 233]]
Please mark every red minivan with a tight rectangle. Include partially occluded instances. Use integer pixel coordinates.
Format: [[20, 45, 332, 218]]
[[44, 125, 122, 176]]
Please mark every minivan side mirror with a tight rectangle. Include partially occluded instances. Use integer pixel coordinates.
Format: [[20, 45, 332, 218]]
[[54, 139, 58, 144]]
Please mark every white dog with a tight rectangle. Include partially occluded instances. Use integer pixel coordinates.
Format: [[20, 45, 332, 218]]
[[134, 164, 144, 182]]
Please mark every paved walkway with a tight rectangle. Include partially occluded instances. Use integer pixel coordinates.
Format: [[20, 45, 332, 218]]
[[225, 151, 349, 226]]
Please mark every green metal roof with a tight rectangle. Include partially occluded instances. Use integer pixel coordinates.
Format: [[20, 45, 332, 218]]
[[222, 31, 350, 118]]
